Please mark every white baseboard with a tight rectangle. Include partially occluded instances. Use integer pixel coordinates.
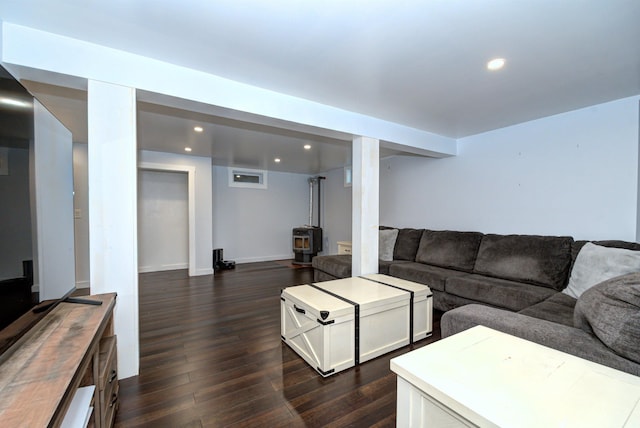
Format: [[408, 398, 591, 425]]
[[231, 254, 295, 264], [138, 262, 189, 273], [194, 268, 214, 276], [76, 280, 90, 289]]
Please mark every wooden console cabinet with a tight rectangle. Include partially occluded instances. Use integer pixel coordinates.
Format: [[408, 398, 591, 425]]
[[0, 293, 118, 427]]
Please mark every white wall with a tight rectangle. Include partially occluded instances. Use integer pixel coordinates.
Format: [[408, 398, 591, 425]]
[[33, 99, 76, 300], [137, 169, 188, 273], [72, 143, 89, 288], [139, 150, 213, 275], [0, 147, 32, 280], [380, 96, 640, 241], [320, 166, 352, 255], [212, 166, 311, 263]]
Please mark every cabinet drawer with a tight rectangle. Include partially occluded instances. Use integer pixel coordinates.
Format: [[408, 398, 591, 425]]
[[99, 346, 118, 426], [98, 336, 117, 390], [103, 382, 119, 428]]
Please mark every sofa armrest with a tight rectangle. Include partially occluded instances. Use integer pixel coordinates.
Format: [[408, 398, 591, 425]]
[[441, 304, 640, 376]]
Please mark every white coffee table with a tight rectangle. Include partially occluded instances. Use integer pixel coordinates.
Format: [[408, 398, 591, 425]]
[[281, 274, 432, 376], [391, 325, 640, 427]]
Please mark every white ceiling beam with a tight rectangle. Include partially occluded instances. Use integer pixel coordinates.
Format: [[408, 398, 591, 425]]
[[1, 22, 457, 158]]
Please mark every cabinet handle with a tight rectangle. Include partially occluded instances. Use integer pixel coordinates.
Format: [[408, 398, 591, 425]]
[[294, 305, 306, 314], [109, 370, 117, 383], [110, 393, 118, 407]]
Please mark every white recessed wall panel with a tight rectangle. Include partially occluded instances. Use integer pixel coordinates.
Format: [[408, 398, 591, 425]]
[[137, 170, 188, 273], [380, 96, 640, 241]]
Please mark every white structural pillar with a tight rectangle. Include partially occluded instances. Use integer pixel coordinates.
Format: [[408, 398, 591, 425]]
[[87, 80, 139, 379], [352, 136, 380, 276]]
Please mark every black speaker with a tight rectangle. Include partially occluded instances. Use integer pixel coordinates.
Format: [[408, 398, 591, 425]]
[[213, 248, 235, 271], [213, 248, 223, 270]]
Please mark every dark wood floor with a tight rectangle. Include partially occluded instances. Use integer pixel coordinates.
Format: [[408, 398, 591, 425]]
[[115, 261, 442, 427]]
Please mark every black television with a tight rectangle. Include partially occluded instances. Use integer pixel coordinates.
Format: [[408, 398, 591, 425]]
[[0, 64, 78, 358]]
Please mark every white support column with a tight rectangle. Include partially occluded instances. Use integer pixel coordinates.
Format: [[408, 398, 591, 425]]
[[352, 136, 379, 276], [88, 80, 139, 379]]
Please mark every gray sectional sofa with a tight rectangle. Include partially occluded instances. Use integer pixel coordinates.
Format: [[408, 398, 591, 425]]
[[311, 228, 640, 375]]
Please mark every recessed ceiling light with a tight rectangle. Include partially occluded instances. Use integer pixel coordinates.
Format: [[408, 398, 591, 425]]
[[194, 126, 203, 133], [304, 144, 311, 150], [274, 158, 281, 163], [184, 147, 192, 152], [487, 58, 506, 71]]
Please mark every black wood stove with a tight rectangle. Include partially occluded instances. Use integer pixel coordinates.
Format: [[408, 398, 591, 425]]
[[292, 176, 325, 265]]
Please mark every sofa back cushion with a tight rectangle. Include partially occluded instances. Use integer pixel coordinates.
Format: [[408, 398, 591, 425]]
[[474, 234, 573, 290], [393, 228, 424, 261], [573, 272, 640, 364], [415, 230, 483, 272], [563, 243, 640, 298], [379, 229, 399, 261], [571, 240, 640, 271]]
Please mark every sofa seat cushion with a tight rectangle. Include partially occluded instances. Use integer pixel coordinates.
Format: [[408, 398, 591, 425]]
[[441, 304, 640, 376], [312, 255, 411, 278], [393, 228, 424, 261], [446, 274, 557, 311], [574, 272, 640, 364], [415, 230, 483, 272], [474, 234, 573, 290], [378, 259, 411, 275], [312, 255, 352, 278], [389, 262, 469, 292], [518, 292, 576, 327]]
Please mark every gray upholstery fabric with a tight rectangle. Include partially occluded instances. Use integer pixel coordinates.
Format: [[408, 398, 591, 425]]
[[441, 304, 640, 376], [393, 228, 424, 261], [311, 254, 409, 278], [573, 272, 640, 364], [378, 259, 410, 275], [311, 255, 352, 278], [518, 292, 576, 327], [431, 289, 485, 312], [314, 269, 341, 282], [445, 274, 556, 311], [415, 230, 483, 272], [389, 262, 469, 292], [474, 234, 573, 290]]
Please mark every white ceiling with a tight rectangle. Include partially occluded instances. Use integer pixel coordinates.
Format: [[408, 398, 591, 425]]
[[1, 0, 639, 173]]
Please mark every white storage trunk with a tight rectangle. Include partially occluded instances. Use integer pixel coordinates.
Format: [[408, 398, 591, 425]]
[[362, 274, 433, 342], [313, 277, 411, 364], [281, 284, 357, 376]]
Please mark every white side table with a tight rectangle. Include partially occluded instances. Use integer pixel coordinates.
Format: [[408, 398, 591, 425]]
[[391, 325, 640, 427], [337, 241, 352, 255]]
